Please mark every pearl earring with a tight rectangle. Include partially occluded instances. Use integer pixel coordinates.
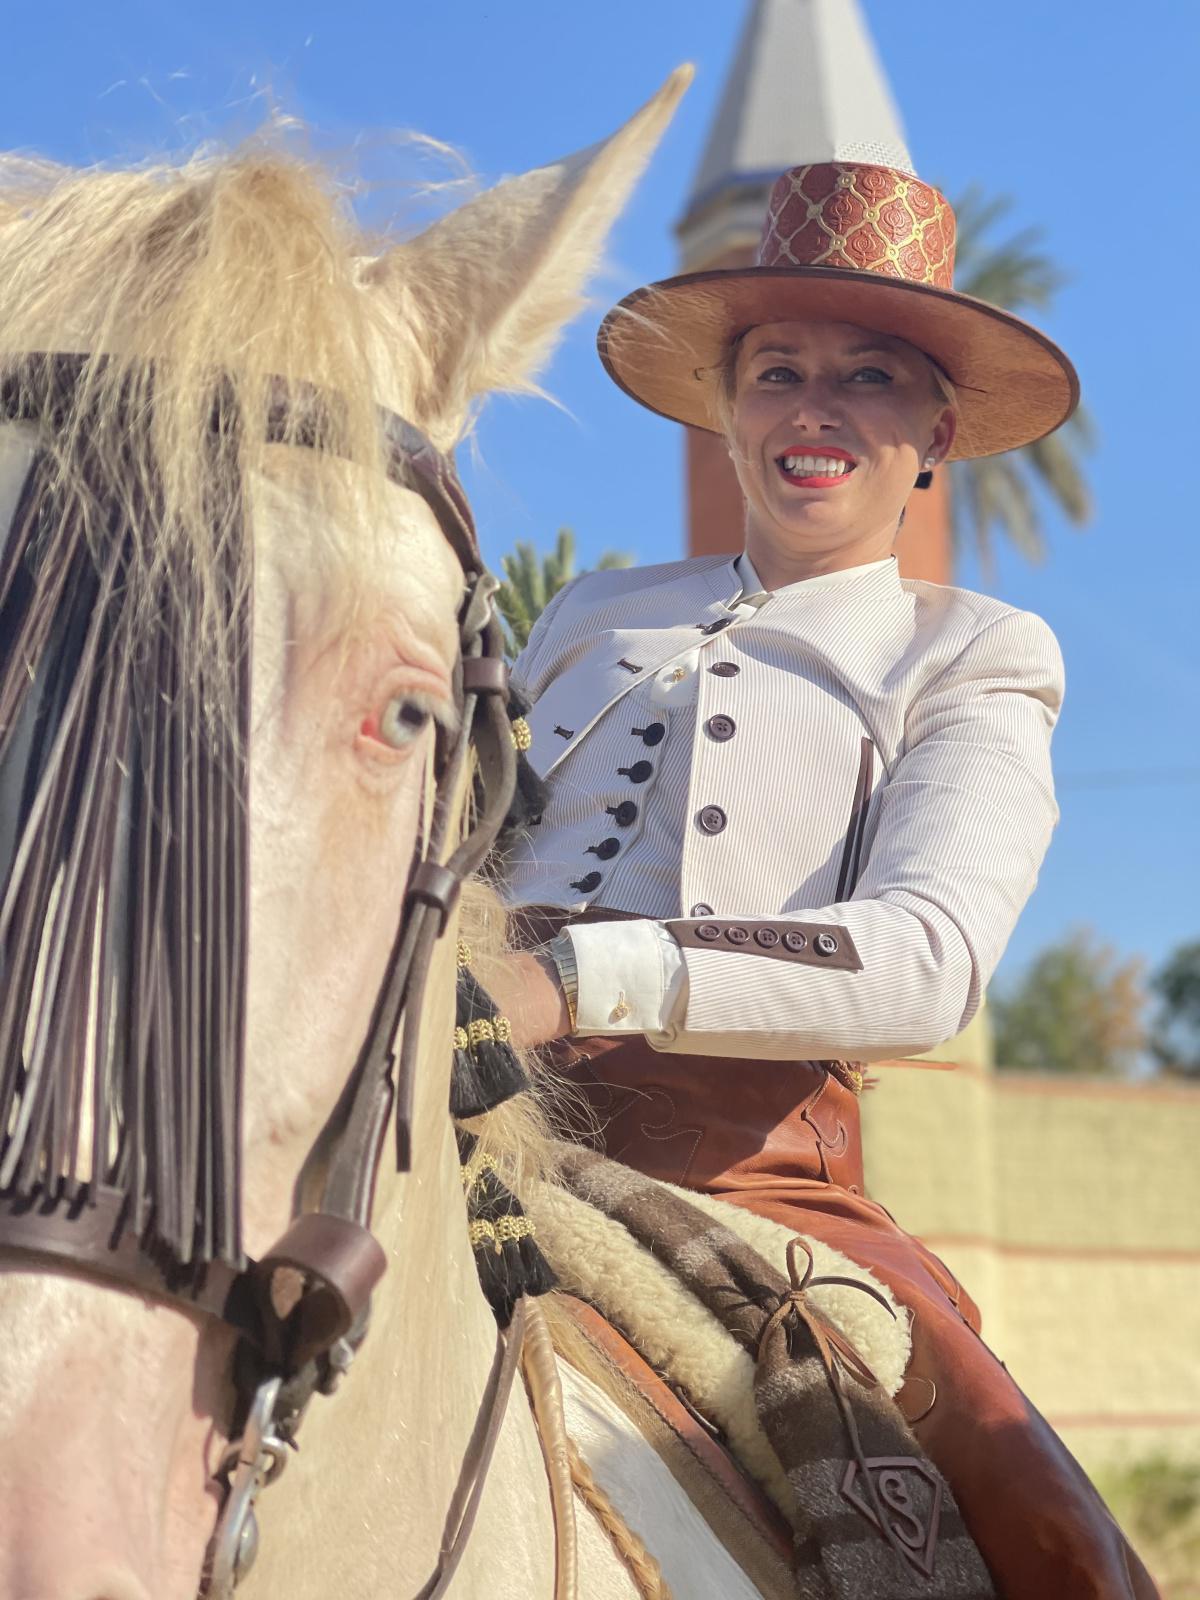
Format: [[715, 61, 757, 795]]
[[922, 455, 937, 469]]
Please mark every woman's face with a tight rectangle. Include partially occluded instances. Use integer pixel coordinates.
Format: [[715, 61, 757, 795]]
[[728, 319, 956, 577]]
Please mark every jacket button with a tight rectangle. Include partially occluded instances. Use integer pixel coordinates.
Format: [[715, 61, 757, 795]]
[[696, 805, 727, 835], [699, 617, 732, 635], [608, 800, 638, 826], [570, 872, 602, 894], [696, 923, 722, 942], [754, 927, 780, 948], [632, 722, 665, 746], [587, 837, 621, 861], [725, 925, 750, 945], [815, 932, 840, 956], [705, 714, 736, 742], [783, 930, 807, 952], [709, 661, 740, 677], [690, 902, 714, 917], [617, 760, 654, 783]]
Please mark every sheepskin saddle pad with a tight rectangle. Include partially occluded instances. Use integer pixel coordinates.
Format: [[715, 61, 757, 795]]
[[529, 1144, 995, 1599]]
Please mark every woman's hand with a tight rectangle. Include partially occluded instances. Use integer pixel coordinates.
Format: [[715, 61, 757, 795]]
[[475, 949, 572, 1051]]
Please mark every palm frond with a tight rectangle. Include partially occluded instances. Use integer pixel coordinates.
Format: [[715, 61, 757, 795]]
[[947, 185, 1094, 568], [494, 529, 632, 656]]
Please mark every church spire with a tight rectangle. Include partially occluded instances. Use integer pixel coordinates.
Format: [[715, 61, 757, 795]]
[[677, 0, 913, 271]]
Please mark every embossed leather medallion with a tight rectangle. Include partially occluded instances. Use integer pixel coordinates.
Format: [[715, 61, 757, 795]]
[[840, 1455, 944, 1579]]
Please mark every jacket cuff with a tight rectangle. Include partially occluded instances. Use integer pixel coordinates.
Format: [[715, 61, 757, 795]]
[[565, 919, 687, 1035]]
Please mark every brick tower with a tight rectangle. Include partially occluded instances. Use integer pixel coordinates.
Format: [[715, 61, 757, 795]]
[[676, 0, 952, 582]]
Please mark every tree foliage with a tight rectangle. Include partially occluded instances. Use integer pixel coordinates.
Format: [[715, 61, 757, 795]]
[[495, 527, 630, 656], [990, 927, 1147, 1075], [1094, 1454, 1200, 1595], [949, 185, 1094, 571], [1148, 940, 1200, 1078]]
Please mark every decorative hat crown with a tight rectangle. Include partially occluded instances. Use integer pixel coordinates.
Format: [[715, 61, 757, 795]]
[[757, 163, 956, 291]]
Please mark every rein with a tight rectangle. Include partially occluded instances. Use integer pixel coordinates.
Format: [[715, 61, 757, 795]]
[[0, 355, 522, 1595]]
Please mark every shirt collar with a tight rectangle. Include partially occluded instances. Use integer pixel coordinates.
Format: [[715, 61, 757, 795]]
[[732, 551, 896, 607]]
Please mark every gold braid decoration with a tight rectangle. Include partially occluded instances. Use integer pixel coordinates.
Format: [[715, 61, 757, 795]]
[[471, 1015, 512, 1046], [453, 1014, 512, 1051], [456, 939, 472, 968], [468, 1214, 537, 1254], [509, 716, 533, 751], [460, 1153, 500, 1193]]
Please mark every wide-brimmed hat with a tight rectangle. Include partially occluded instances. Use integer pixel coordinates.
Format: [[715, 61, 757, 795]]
[[598, 162, 1078, 460]]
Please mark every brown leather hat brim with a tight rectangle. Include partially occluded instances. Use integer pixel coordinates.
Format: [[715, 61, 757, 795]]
[[597, 266, 1079, 460]]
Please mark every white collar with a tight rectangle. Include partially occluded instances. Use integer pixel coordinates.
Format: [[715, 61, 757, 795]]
[[733, 551, 896, 607]]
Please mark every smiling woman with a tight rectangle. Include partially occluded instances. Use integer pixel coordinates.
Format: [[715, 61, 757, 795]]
[[487, 153, 1160, 1596]]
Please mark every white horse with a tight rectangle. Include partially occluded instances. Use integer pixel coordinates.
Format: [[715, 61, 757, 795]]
[[0, 71, 799, 1600]]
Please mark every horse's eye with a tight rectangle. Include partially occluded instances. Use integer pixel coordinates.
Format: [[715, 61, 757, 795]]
[[361, 698, 432, 750]]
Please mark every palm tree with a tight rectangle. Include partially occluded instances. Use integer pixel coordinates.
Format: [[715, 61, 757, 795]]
[[949, 185, 1094, 570], [495, 527, 631, 655]]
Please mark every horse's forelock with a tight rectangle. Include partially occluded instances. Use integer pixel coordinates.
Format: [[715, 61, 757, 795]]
[[0, 136, 436, 696]]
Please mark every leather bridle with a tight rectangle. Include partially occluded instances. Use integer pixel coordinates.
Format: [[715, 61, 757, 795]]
[[0, 357, 521, 1596]]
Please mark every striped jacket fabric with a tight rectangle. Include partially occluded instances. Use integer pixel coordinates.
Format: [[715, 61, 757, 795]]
[[506, 553, 1064, 1063]]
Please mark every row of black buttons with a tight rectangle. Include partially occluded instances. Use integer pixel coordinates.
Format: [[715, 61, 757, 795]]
[[567, 655, 739, 899], [572, 716, 669, 895], [694, 923, 841, 956]]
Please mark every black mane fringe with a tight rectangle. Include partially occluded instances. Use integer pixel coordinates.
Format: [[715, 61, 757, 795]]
[[0, 397, 249, 1270]]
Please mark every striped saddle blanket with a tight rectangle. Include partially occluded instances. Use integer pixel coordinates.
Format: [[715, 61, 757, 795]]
[[530, 1144, 995, 1600]]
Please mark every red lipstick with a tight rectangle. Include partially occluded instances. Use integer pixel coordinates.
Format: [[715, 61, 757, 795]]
[[776, 444, 858, 489]]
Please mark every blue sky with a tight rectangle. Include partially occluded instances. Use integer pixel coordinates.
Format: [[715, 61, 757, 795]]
[[4, 0, 1197, 991]]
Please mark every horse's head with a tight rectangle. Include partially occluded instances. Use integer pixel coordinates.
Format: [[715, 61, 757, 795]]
[[0, 70, 688, 1600]]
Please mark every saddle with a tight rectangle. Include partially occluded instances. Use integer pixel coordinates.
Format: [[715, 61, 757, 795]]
[[528, 1147, 996, 1599]]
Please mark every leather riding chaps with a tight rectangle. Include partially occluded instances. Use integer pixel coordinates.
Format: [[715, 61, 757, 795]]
[[555, 1038, 1160, 1600]]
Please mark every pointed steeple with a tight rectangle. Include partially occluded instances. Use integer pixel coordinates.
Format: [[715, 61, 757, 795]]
[[678, 0, 913, 271]]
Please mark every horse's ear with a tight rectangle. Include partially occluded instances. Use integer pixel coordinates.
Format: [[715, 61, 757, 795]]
[[366, 65, 692, 447]]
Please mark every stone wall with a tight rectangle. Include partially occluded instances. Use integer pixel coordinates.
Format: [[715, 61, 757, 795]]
[[861, 1062, 1200, 1471]]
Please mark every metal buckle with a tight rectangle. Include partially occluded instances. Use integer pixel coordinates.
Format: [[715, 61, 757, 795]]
[[204, 1375, 288, 1596]]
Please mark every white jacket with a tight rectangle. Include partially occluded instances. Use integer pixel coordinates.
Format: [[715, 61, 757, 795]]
[[507, 553, 1063, 1063]]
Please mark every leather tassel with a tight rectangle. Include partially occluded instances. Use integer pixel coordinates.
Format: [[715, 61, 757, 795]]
[[483, 689, 548, 854], [458, 1130, 556, 1325], [449, 961, 530, 1118], [505, 690, 548, 836]]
